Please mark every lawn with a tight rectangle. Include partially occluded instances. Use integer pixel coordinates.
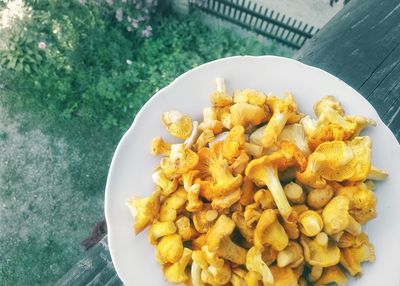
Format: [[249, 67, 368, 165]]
[[0, 1, 292, 285]]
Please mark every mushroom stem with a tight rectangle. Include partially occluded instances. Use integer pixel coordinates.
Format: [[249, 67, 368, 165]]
[[216, 77, 226, 93], [277, 249, 297, 267], [264, 165, 292, 219], [308, 265, 323, 282], [315, 232, 329, 248], [345, 215, 362, 236]]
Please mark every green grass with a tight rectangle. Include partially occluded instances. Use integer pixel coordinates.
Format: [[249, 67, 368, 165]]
[[0, 9, 292, 286]]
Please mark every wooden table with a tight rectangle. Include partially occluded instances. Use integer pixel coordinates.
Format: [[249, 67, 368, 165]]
[[55, 0, 400, 285]]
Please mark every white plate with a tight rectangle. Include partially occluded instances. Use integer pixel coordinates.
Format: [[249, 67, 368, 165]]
[[105, 56, 400, 286]]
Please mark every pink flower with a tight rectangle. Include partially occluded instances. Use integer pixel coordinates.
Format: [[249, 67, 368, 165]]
[[115, 8, 123, 22], [38, 42, 46, 49], [106, 0, 114, 5], [141, 25, 152, 38], [127, 26, 133, 32], [131, 19, 139, 28]]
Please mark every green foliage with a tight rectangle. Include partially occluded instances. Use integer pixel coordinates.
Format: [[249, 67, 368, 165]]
[[2, 3, 289, 132]]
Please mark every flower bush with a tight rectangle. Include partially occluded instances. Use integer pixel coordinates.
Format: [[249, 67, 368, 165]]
[[1, 1, 289, 131]]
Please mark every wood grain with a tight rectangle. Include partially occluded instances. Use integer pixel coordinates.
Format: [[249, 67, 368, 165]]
[[295, 0, 400, 139]]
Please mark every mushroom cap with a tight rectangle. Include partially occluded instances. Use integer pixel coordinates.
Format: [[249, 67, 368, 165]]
[[315, 266, 348, 286], [266, 265, 298, 286], [160, 144, 199, 176], [254, 209, 289, 251], [233, 89, 267, 106], [301, 232, 340, 267], [210, 91, 233, 107], [156, 234, 184, 264], [322, 195, 350, 235], [314, 95, 345, 118], [127, 190, 161, 234], [163, 248, 193, 284], [230, 102, 269, 127], [277, 241, 304, 268], [340, 233, 375, 276], [161, 110, 193, 139], [223, 125, 245, 160]]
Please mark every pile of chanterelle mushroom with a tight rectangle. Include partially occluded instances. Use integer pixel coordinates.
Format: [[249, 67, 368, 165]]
[[127, 78, 388, 285]]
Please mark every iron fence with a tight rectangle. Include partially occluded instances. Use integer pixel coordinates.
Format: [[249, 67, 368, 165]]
[[190, 0, 319, 49]]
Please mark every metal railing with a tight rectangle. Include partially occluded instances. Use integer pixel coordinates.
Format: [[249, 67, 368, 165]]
[[190, 0, 319, 49]]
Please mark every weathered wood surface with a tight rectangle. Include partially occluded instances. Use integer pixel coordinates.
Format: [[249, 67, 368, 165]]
[[56, 1, 400, 285], [55, 237, 122, 286], [295, 0, 400, 140]]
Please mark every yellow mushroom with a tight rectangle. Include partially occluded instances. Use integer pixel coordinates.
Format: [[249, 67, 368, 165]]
[[198, 107, 224, 134], [148, 221, 177, 245], [240, 176, 255, 206], [277, 241, 304, 268], [254, 209, 289, 251], [159, 187, 187, 222], [229, 151, 250, 175], [261, 245, 278, 265], [150, 137, 171, 156], [201, 262, 232, 285], [283, 182, 305, 204], [367, 165, 388, 181], [266, 265, 298, 286], [315, 266, 348, 286], [335, 182, 377, 224], [244, 142, 264, 157], [297, 137, 371, 187], [306, 185, 334, 209], [337, 231, 356, 248], [156, 234, 184, 264], [192, 207, 218, 234], [211, 188, 241, 211], [233, 88, 267, 106], [340, 233, 375, 276], [210, 77, 233, 107], [197, 147, 243, 200], [300, 232, 340, 267], [175, 216, 198, 241], [231, 268, 247, 286], [244, 203, 262, 226], [230, 102, 269, 128], [191, 251, 207, 286], [322, 195, 362, 236], [259, 92, 301, 148], [308, 265, 323, 282], [152, 170, 178, 196], [246, 246, 274, 285], [195, 128, 215, 150], [253, 188, 276, 210], [278, 123, 310, 155], [127, 190, 161, 234], [281, 211, 300, 240], [298, 210, 324, 237], [201, 245, 224, 268], [160, 144, 199, 176], [163, 248, 193, 284], [186, 184, 203, 212], [161, 110, 193, 139], [245, 142, 307, 219], [184, 120, 200, 149], [206, 215, 248, 264], [292, 204, 309, 216], [245, 271, 262, 286], [232, 211, 254, 244], [192, 234, 207, 251]]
